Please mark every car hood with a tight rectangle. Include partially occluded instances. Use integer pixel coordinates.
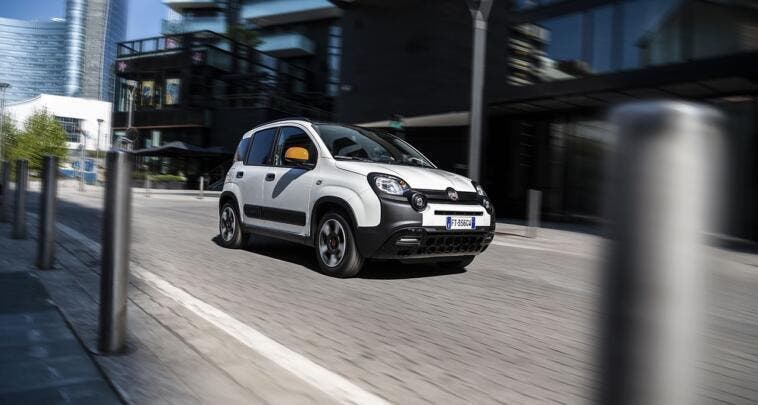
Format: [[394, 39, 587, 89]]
[[335, 161, 476, 192]]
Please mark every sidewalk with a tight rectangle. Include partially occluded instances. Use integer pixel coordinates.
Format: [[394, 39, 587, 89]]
[[0, 224, 121, 404], [14, 207, 333, 404]]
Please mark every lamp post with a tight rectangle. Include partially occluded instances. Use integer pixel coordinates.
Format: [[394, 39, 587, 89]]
[[465, 0, 493, 182], [79, 130, 86, 192], [97, 118, 104, 165], [0, 83, 10, 161]]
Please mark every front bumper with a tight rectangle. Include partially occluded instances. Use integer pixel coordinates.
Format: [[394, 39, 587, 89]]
[[356, 198, 495, 259]]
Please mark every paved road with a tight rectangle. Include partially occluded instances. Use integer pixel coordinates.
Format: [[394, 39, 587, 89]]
[[28, 185, 758, 404]]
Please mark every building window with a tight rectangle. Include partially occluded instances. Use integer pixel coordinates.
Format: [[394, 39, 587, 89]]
[[56, 116, 84, 144], [141, 80, 155, 107], [327, 24, 342, 97], [165, 78, 181, 105]]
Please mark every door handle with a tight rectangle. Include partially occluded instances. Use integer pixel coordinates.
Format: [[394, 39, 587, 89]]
[[265, 173, 275, 181], [236, 171, 244, 178]]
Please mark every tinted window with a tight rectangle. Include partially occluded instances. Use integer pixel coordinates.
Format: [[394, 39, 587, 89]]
[[245, 128, 277, 165], [234, 137, 251, 161], [273, 126, 317, 167], [314, 124, 434, 168]]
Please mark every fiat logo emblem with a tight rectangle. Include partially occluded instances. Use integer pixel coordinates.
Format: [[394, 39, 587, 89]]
[[447, 188, 459, 201]]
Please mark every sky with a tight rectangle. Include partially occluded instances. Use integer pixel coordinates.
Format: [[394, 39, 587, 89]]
[[0, 0, 165, 40]]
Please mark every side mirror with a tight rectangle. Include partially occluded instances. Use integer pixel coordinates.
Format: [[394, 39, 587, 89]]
[[284, 146, 311, 167]]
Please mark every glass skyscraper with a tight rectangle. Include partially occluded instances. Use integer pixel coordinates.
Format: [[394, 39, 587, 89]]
[[0, 0, 126, 104], [0, 17, 67, 103]]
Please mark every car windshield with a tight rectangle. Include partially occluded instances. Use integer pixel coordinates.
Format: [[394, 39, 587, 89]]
[[314, 124, 435, 168]]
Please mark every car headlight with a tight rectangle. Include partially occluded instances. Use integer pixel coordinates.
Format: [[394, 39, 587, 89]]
[[369, 173, 410, 196], [473, 181, 487, 196]]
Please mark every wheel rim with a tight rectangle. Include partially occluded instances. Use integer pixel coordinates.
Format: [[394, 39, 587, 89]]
[[319, 219, 346, 268], [220, 206, 236, 242]]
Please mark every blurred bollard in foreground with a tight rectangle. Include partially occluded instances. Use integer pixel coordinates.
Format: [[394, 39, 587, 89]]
[[98, 151, 132, 354], [37, 156, 58, 269], [12, 159, 28, 239], [526, 189, 542, 238], [0, 160, 9, 223], [145, 174, 150, 198], [599, 101, 724, 405], [198, 175, 204, 199]]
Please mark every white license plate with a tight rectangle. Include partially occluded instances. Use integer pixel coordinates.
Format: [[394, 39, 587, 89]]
[[446, 216, 476, 230]]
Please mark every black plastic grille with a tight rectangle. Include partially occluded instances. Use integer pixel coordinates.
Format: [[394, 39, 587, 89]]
[[417, 189, 478, 204], [414, 234, 488, 255]]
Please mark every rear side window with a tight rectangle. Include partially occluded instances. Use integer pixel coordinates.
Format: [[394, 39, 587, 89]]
[[234, 137, 251, 161], [245, 128, 277, 165]]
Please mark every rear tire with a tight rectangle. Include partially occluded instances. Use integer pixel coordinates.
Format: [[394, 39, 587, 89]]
[[315, 212, 364, 277], [437, 256, 475, 269], [219, 202, 247, 249]]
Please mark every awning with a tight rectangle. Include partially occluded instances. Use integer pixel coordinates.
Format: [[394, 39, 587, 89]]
[[131, 141, 230, 157]]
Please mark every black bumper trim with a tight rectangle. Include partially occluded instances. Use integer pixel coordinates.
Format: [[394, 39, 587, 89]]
[[355, 198, 496, 259]]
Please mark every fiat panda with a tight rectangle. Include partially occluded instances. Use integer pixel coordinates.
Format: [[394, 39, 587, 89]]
[[219, 118, 495, 277]]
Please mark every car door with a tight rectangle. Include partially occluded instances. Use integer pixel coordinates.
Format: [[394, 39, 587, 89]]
[[259, 125, 318, 236], [237, 127, 278, 227]]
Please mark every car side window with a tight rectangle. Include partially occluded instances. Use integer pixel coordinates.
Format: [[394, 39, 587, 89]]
[[233, 137, 251, 162], [245, 128, 277, 166], [273, 126, 317, 167]]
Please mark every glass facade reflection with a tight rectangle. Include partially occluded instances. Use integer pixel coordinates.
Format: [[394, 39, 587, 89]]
[[0, 0, 126, 104], [0, 17, 66, 103]]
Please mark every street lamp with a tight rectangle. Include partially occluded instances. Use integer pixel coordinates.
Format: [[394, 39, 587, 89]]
[[465, 0, 493, 181], [0, 82, 10, 161], [96, 118, 104, 164], [79, 129, 87, 192]]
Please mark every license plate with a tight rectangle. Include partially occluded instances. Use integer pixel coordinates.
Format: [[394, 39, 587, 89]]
[[446, 216, 476, 230]]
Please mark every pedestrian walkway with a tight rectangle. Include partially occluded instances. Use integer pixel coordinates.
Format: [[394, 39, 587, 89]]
[[0, 224, 121, 404]]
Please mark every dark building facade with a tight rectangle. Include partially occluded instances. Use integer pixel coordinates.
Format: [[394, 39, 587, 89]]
[[329, 0, 758, 241], [112, 31, 331, 184], [333, 0, 511, 124]]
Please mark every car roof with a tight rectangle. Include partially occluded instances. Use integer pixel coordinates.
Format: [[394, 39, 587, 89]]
[[248, 118, 367, 133]]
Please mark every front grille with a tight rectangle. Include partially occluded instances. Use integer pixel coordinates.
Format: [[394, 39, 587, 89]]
[[418, 189, 478, 204]]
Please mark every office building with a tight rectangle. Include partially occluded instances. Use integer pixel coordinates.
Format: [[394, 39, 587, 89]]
[[0, 17, 67, 103], [329, 0, 758, 243], [0, 0, 126, 103], [162, 0, 341, 96], [112, 30, 330, 185]]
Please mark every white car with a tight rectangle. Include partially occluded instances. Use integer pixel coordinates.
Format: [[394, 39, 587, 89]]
[[219, 118, 495, 277]]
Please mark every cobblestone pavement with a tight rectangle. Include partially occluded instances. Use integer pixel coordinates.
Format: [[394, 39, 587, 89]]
[[19, 184, 758, 404]]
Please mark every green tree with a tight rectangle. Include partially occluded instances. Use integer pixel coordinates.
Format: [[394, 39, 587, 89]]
[[0, 113, 19, 162], [9, 109, 68, 172]]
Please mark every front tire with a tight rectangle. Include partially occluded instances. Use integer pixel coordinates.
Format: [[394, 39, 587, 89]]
[[219, 202, 247, 249], [315, 212, 364, 277]]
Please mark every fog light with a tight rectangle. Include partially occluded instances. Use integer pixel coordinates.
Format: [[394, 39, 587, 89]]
[[410, 192, 427, 211], [482, 198, 491, 211]]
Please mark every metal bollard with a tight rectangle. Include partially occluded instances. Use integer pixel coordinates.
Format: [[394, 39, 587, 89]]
[[525, 189, 541, 238], [37, 156, 58, 269], [197, 175, 204, 199], [599, 102, 723, 405], [145, 174, 150, 198], [11, 160, 28, 239], [98, 151, 132, 354], [0, 160, 9, 223]]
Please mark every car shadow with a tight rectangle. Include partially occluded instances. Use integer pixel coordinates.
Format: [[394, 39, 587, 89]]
[[211, 235, 467, 279], [357, 261, 467, 279]]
